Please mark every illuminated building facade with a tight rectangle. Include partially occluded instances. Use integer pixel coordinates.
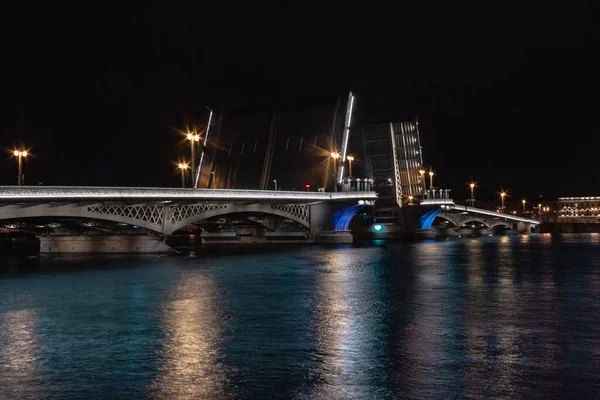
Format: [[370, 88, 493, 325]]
[[558, 196, 600, 223]]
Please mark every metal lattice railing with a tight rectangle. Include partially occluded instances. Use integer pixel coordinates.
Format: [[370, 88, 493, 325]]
[[169, 204, 229, 224], [271, 204, 310, 225], [88, 205, 164, 225]]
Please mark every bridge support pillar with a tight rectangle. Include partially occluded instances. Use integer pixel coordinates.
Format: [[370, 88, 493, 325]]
[[309, 201, 371, 244], [398, 205, 438, 232], [516, 222, 532, 233], [38, 235, 177, 254], [309, 202, 347, 236]]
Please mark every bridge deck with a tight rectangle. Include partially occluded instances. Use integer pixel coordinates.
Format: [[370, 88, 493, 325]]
[[445, 204, 540, 225], [0, 186, 378, 204]]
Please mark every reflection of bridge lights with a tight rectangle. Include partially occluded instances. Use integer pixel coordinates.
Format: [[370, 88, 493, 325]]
[[373, 224, 383, 231]]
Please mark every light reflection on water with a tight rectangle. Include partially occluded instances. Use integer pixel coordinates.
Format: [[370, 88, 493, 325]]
[[0, 309, 45, 399], [299, 247, 388, 399], [149, 272, 228, 399], [1, 234, 600, 398]]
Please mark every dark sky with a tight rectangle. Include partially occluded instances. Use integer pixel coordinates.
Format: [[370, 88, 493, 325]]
[[2, 1, 599, 201]]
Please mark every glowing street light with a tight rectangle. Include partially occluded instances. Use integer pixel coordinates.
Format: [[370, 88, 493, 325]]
[[408, 195, 413, 205], [419, 169, 426, 192], [331, 152, 340, 192], [178, 163, 188, 188], [522, 199, 526, 215], [187, 132, 200, 187], [428, 170, 434, 190], [500, 190, 506, 212], [13, 150, 28, 186], [347, 155, 354, 177], [469, 182, 475, 207]]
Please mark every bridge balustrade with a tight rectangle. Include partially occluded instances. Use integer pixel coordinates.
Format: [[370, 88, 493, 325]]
[[341, 177, 374, 192], [423, 188, 451, 200]]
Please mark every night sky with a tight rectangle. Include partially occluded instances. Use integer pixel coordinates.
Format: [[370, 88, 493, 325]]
[[2, 2, 599, 201]]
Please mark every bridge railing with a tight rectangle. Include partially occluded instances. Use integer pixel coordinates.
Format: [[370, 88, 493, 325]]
[[0, 186, 378, 203]]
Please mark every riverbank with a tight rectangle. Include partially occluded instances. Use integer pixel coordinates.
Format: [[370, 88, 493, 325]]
[[539, 222, 600, 233]]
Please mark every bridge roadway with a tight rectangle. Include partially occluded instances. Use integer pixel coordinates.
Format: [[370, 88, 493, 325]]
[[0, 186, 541, 252], [416, 199, 541, 231], [0, 186, 377, 203], [444, 204, 541, 225], [0, 186, 377, 238]]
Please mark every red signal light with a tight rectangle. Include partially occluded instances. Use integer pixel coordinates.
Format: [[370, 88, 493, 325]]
[[305, 184, 311, 191]]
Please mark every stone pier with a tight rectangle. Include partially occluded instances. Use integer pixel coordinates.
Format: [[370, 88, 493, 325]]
[[39, 235, 177, 254]]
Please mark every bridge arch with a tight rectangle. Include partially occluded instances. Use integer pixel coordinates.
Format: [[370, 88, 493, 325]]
[[435, 214, 459, 228], [415, 209, 444, 229], [168, 203, 312, 234], [324, 204, 373, 232], [489, 221, 513, 229], [0, 206, 165, 234], [458, 219, 490, 228], [0, 202, 314, 236]]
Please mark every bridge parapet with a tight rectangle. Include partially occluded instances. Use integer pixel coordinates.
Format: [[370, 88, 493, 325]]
[[423, 188, 452, 200], [0, 186, 377, 204]]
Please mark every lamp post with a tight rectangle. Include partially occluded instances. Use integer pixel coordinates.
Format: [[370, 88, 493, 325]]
[[13, 150, 28, 186], [500, 191, 506, 212], [178, 163, 188, 188], [408, 195, 413, 205], [273, 179, 278, 191], [331, 152, 340, 192], [522, 199, 526, 216], [428, 170, 434, 190], [469, 182, 475, 207], [419, 169, 426, 193], [347, 155, 354, 177], [186, 132, 200, 186]]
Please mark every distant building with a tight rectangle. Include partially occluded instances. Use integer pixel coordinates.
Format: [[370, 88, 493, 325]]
[[558, 196, 600, 223]]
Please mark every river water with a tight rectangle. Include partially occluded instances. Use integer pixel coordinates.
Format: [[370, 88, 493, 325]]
[[1, 234, 600, 399]]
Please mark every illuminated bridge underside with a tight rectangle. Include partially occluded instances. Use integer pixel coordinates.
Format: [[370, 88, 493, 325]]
[[416, 204, 540, 230], [0, 186, 378, 235], [327, 204, 372, 232]]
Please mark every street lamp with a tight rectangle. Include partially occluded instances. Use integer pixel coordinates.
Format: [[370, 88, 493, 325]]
[[469, 182, 475, 207], [419, 169, 426, 192], [186, 132, 200, 186], [500, 191, 506, 212], [408, 195, 413, 205], [331, 152, 340, 192], [347, 155, 354, 177], [273, 179, 278, 191], [13, 150, 28, 186], [428, 170, 434, 190], [178, 163, 188, 188], [522, 199, 526, 216]]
